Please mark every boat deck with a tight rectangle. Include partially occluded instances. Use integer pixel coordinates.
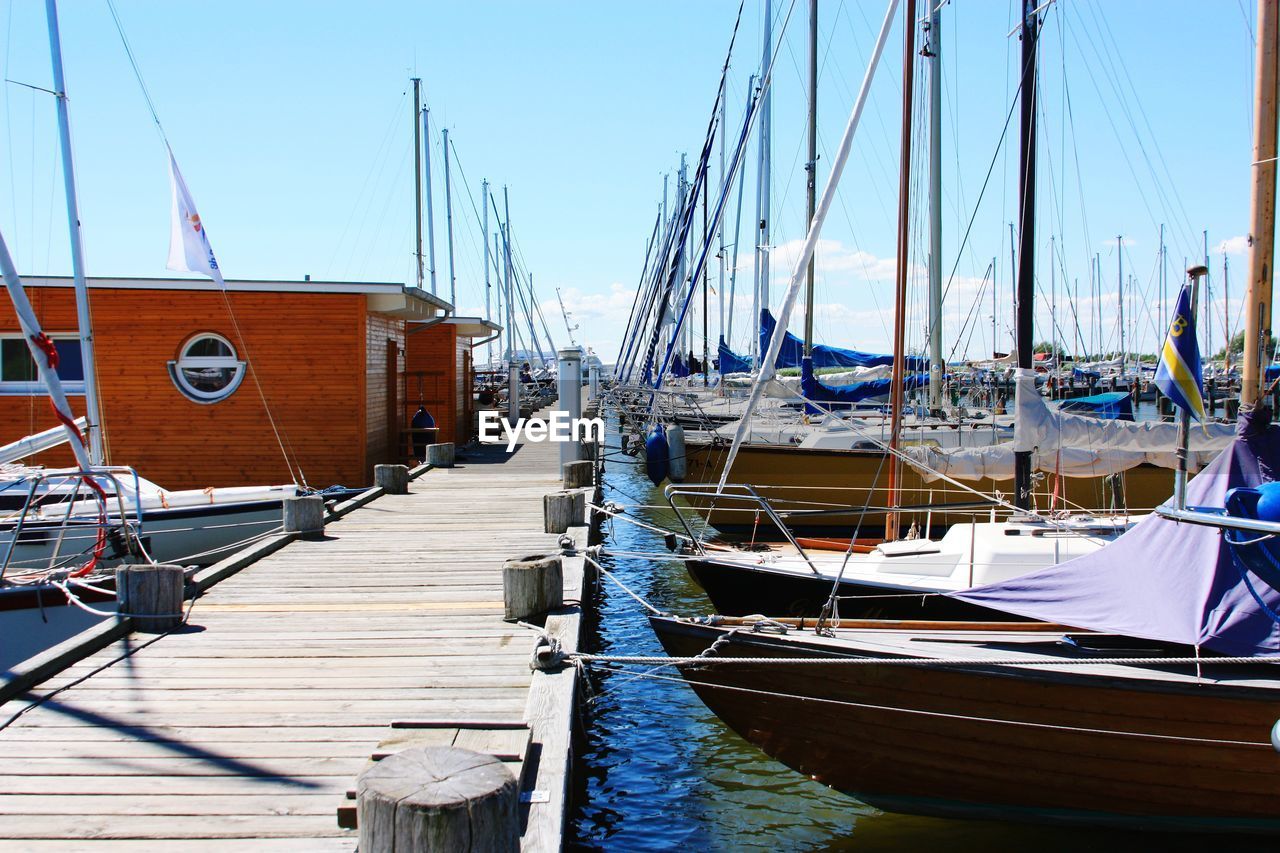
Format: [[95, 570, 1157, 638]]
[[0, 433, 586, 850]]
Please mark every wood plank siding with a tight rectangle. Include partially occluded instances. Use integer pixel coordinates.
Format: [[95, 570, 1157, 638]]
[[0, 286, 431, 490]]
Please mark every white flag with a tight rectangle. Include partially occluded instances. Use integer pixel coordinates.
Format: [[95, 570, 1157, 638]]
[[166, 149, 225, 287]]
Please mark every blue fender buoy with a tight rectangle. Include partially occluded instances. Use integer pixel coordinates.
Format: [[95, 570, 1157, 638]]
[[411, 405, 436, 460], [667, 423, 687, 483], [1256, 482, 1280, 523], [644, 424, 669, 485]]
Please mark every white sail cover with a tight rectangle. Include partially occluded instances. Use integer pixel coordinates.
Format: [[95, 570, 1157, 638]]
[[904, 368, 1235, 482]]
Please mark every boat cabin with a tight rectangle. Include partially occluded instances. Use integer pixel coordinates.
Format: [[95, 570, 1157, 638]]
[[0, 275, 475, 490]]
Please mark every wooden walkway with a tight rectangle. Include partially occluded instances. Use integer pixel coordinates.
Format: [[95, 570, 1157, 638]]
[[0, 433, 584, 850]]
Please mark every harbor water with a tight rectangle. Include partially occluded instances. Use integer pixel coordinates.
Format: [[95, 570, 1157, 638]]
[[568, 415, 1271, 851]]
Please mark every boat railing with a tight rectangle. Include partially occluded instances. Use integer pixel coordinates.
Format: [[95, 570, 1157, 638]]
[[1, 466, 149, 581], [662, 483, 820, 574]]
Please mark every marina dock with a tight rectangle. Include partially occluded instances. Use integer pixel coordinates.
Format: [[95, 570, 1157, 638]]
[[0, 430, 589, 850]]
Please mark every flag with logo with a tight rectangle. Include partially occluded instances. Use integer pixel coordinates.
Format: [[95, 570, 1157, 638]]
[[1154, 282, 1205, 421], [166, 147, 225, 288]]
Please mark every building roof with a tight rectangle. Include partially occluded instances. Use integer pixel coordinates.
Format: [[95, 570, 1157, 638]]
[[443, 317, 502, 338], [21, 276, 453, 318]]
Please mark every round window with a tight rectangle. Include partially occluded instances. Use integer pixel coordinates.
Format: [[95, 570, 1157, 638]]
[[168, 333, 246, 403]]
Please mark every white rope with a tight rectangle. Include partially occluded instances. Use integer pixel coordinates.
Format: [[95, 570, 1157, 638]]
[[596, 666, 1274, 748], [572, 650, 1280, 669], [582, 552, 665, 616]]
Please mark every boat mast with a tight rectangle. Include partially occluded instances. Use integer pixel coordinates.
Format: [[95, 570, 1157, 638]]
[[504, 187, 517, 422], [482, 179, 492, 366], [423, 106, 439, 295], [1013, 0, 1040, 512], [1116, 234, 1124, 379], [757, 0, 773, 344], [802, 0, 818, 363], [718, 91, 727, 350], [45, 0, 103, 465], [1224, 254, 1232, 376], [412, 78, 424, 290], [886, 0, 918, 540], [926, 0, 944, 412], [442, 127, 457, 307], [1244, 0, 1279, 409]]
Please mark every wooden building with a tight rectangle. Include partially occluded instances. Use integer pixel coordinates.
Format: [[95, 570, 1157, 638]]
[[405, 317, 500, 446], [0, 276, 459, 490]]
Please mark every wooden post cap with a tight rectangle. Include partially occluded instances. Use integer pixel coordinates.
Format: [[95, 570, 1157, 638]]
[[503, 554, 563, 621], [357, 746, 519, 852], [115, 564, 185, 633], [375, 464, 411, 495], [543, 490, 585, 534], [282, 494, 325, 538], [425, 442, 455, 468], [562, 460, 593, 489]]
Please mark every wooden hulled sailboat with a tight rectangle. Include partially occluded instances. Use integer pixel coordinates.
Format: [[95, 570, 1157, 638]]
[[650, 0, 1280, 832]]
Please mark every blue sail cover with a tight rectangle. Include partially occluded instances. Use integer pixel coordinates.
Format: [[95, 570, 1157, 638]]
[[1057, 391, 1134, 421], [800, 359, 927, 403], [758, 309, 924, 370], [671, 353, 690, 378], [717, 337, 753, 374], [953, 406, 1280, 656]]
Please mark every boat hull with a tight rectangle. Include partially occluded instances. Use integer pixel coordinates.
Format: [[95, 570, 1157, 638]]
[[683, 440, 1175, 534], [686, 556, 1022, 620], [650, 617, 1280, 833]]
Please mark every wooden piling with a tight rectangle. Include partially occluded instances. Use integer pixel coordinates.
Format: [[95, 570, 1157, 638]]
[[114, 563, 185, 633], [425, 442, 455, 468], [375, 463, 411, 494], [563, 460, 593, 489], [357, 746, 519, 852], [503, 554, 564, 621], [544, 490, 585, 534], [281, 494, 325, 539]]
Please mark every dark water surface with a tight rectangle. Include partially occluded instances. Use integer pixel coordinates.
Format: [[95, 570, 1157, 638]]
[[567, 417, 1271, 851]]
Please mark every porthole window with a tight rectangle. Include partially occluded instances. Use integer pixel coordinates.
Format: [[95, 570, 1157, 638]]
[[167, 333, 246, 403]]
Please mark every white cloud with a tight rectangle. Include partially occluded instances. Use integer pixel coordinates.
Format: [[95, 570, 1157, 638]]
[[1218, 234, 1249, 255]]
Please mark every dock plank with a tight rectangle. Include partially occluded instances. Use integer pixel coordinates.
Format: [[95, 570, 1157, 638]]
[[0, 430, 587, 850]]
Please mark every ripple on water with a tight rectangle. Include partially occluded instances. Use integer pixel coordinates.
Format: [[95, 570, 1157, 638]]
[[568, 420, 1272, 852]]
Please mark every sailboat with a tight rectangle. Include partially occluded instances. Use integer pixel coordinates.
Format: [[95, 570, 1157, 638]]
[[650, 0, 1280, 832]]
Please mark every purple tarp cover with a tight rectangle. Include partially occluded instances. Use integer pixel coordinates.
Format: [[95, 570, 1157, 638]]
[[952, 407, 1280, 656]]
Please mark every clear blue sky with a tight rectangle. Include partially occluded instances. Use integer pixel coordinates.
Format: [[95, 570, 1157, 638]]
[[0, 1, 1261, 363]]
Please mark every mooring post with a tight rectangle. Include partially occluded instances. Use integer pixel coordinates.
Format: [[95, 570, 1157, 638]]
[[375, 464, 410, 495], [115, 564, 185, 633], [502, 553, 564, 621], [544, 489, 585, 534], [557, 347, 583, 467], [282, 494, 326, 539], [563, 460, 593, 489], [588, 362, 599, 400], [357, 746, 519, 852], [424, 442, 455, 468]]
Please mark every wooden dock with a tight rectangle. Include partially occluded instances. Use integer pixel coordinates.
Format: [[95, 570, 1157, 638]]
[[0, 431, 589, 850]]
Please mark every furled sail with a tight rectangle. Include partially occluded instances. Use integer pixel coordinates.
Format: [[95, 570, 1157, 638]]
[[903, 368, 1235, 481], [758, 309, 924, 370]]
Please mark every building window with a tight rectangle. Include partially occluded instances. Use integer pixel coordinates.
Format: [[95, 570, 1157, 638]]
[[0, 336, 85, 394], [168, 332, 246, 403]]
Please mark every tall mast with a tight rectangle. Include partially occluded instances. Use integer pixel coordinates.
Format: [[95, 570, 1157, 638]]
[[423, 107, 438, 294], [886, 0, 918, 540], [1244, 0, 1279, 408], [1160, 224, 1167, 337], [442, 127, 457, 307], [926, 0, 944, 411], [1203, 229, 1212, 375], [1116, 235, 1124, 378], [482, 179, 492, 366], [1224, 254, 1232, 376], [802, 0, 818, 360], [412, 78, 424, 290], [1013, 0, 1040, 512], [504, 187, 517, 423], [45, 0, 103, 465], [758, 0, 773, 324], [718, 90, 727, 348]]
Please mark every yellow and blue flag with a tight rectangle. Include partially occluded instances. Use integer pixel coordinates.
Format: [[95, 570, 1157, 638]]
[[1154, 283, 1205, 421]]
